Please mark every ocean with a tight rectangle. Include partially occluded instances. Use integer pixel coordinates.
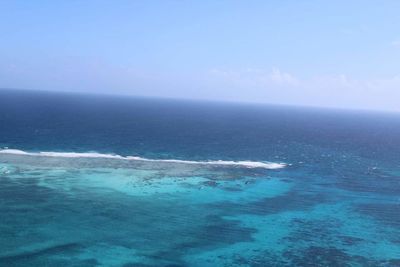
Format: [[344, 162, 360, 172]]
[[0, 89, 399, 266]]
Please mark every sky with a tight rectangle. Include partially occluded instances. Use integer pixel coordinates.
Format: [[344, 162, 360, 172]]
[[1, 0, 400, 111]]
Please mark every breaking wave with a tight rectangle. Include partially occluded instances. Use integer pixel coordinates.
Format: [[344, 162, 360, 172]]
[[0, 149, 286, 169]]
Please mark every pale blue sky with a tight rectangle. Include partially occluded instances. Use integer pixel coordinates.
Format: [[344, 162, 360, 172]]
[[1, 1, 400, 111]]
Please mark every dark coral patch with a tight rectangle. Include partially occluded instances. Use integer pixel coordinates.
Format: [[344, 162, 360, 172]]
[[356, 203, 400, 228]]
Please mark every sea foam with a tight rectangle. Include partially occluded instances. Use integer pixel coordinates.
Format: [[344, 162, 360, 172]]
[[0, 149, 286, 169]]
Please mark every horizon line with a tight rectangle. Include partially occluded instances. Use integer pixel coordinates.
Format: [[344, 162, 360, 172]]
[[1, 87, 399, 115]]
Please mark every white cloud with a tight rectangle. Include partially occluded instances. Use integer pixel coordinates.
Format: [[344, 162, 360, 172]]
[[209, 67, 298, 87], [268, 68, 298, 85], [206, 68, 400, 112]]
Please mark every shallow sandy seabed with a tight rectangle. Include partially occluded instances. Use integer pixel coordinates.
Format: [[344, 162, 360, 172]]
[[0, 154, 399, 266]]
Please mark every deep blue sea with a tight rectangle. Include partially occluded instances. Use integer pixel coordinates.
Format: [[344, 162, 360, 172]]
[[0, 89, 399, 266]]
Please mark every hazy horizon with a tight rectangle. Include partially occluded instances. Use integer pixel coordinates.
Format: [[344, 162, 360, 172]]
[[3, 87, 400, 116], [1, 1, 400, 112]]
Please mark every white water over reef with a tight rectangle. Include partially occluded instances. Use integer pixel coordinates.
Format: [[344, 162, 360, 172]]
[[0, 149, 286, 169]]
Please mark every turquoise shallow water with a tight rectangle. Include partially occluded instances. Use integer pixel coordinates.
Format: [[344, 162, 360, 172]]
[[0, 90, 400, 266], [0, 152, 399, 267]]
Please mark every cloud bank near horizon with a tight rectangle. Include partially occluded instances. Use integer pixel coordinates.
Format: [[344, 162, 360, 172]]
[[1, 63, 399, 112], [206, 68, 400, 111]]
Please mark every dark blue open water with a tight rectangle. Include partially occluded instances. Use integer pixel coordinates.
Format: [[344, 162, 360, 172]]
[[0, 89, 399, 266]]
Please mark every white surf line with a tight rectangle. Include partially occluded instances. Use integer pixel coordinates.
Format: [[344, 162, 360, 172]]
[[0, 149, 286, 169]]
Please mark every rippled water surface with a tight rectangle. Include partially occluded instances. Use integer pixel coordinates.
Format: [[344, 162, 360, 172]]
[[0, 90, 399, 266]]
